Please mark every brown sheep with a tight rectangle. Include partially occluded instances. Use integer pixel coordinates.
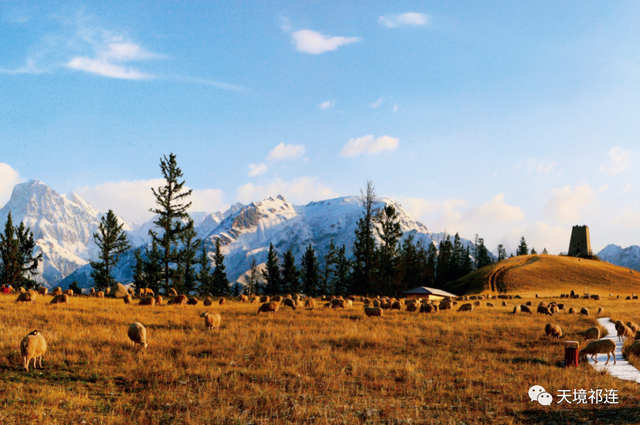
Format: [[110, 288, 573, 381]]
[[128, 322, 148, 349], [239, 295, 249, 302], [545, 324, 563, 339], [283, 298, 297, 309], [219, 297, 226, 305], [580, 307, 589, 316], [473, 301, 481, 307], [188, 297, 199, 306], [123, 294, 132, 305], [200, 311, 222, 330], [406, 303, 419, 312], [486, 302, 495, 308], [626, 321, 640, 332], [331, 299, 347, 309], [525, 301, 532, 306], [203, 297, 213, 306], [629, 341, 640, 356], [50, 294, 69, 305], [260, 295, 270, 303], [457, 303, 474, 312], [154, 295, 163, 306], [258, 302, 279, 314], [580, 339, 616, 365], [538, 301, 547, 308], [391, 301, 402, 310], [37, 287, 48, 296], [305, 299, 315, 309], [372, 300, 380, 308], [520, 305, 533, 314], [537, 305, 553, 315], [364, 306, 384, 317], [549, 305, 559, 315], [251, 296, 259, 304], [139, 297, 156, 306], [420, 303, 435, 313], [567, 307, 576, 314], [272, 295, 283, 302], [597, 307, 604, 315], [440, 301, 452, 311], [584, 327, 600, 342], [96, 291, 104, 298], [512, 305, 521, 314], [168, 288, 178, 297], [322, 302, 331, 308], [557, 303, 565, 310], [16, 292, 35, 303], [618, 325, 633, 341], [169, 295, 188, 306], [502, 301, 508, 307], [52, 287, 62, 296], [144, 288, 155, 296], [20, 330, 47, 372]]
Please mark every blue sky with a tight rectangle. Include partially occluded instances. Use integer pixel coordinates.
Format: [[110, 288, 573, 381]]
[[1, 1, 640, 255]]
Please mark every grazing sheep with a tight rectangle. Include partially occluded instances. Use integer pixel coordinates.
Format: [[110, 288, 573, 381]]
[[283, 298, 297, 309], [260, 295, 270, 303], [218, 297, 226, 305], [143, 288, 155, 296], [537, 305, 553, 315], [305, 299, 315, 309], [390, 301, 402, 310], [364, 306, 384, 317], [168, 288, 178, 297], [580, 339, 616, 365], [169, 295, 188, 306], [20, 330, 47, 372], [123, 294, 132, 305], [591, 295, 600, 300], [440, 301, 452, 311], [512, 305, 521, 314], [549, 305, 559, 315], [502, 301, 508, 307], [626, 322, 640, 332], [239, 295, 249, 302], [636, 331, 640, 341], [473, 301, 481, 307], [580, 307, 589, 316], [52, 287, 62, 296], [90, 288, 95, 295], [618, 325, 633, 341], [322, 302, 331, 308], [250, 296, 259, 304], [331, 299, 347, 309], [37, 287, 48, 296], [200, 311, 222, 330], [16, 292, 35, 303], [557, 303, 565, 310], [345, 299, 353, 309], [19, 287, 25, 293], [584, 327, 600, 342], [457, 303, 474, 312], [629, 341, 640, 356], [595, 307, 604, 315], [128, 322, 148, 349], [258, 302, 279, 314], [203, 297, 213, 306], [273, 295, 283, 302], [153, 295, 162, 306], [96, 291, 104, 298], [525, 301, 532, 306], [139, 297, 156, 306], [538, 301, 547, 308], [406, 303, 419, 312], [371, 299, 380, 308], [50, 294, 69, 305], [105, 287, 111, 296], [520, 305, 533, 314], [545, 324, 563, 339], [568, 307, 576, 314], [420, 303, 435, 313], [188, 297, 199, 306], [486, 302, 495, 308]]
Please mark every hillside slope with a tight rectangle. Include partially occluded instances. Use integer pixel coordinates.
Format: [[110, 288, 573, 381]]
[[446, 254, 640, 295]]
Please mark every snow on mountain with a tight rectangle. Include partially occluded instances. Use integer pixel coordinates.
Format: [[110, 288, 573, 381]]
[[598, 244, 640, 271]]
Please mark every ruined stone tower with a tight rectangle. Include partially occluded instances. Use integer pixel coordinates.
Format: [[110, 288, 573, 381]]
[[568, 225, 591, 257]]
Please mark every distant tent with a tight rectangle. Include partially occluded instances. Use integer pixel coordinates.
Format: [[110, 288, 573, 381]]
[[402, 286, 457, 300]]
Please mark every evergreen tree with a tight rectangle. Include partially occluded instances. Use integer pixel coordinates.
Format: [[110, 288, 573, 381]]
[[497, 244, 507, 262], [149, 153, 193, 293], [399, 235, 421, 292], [231, 282, 241, 297], [516, 236, 528, 256], [245, 257, 260, 296], [211, 238, 229, 296], [132, 248, 146, 292], [333, 245, 352, 296], [90, 209, 131, 292], [175, 223, 200, 295], [351, 180, 378, 295], [531, 247, 537, 255], [69, 280, 81, 295], [475, 237, 493, 269], [0, 212, 43, 290], [301, 244, 320, 296], [262, 243, 281, 294], [436, 234, 452, 287], [461, 246, 474, 276], [196, 245, 213, 295], [143, 241, 163, 293], [542, 247, 548, 255], [322, 240, 337, 295], [281, 249, 300, 294], [425, 242, 437, 286], [449, 233, 465, 281], [375, 204, 403, 295]]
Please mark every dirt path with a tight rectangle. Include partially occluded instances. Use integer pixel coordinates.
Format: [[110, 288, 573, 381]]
[[588, 317, 640, 383]]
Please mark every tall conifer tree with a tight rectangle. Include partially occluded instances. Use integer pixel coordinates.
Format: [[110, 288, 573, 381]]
[[90, 209, 131, 291]]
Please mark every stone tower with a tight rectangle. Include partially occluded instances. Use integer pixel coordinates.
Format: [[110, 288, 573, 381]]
[[568, 225, 591, 257]]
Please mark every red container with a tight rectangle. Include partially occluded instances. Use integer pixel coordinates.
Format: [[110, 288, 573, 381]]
[[565, 341, 579, 367]]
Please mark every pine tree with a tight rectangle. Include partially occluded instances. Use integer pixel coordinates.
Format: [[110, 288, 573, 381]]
[[262, 244, 281, 295], [530, 247, 537, 255], [399, 235, 421, 292], [281, 249, 300, 294], [196, 245, 213, 295], [333, 245, 351, 296], [516, 236, 528, 256], [211, 238, 229, 296], [449, 233, 465, 281], [0, 212, 43, 290], [461, 246, 473, 276], [322, 240, 337, 295], [149, 153, 193, 293], [175, 223, 200, 295], [245, 257, 260, 296], [475, 237, 493, 269], [436, 234, 452, 287], [143, 241, 163, 293], [301, 244, 320, 296], [375, 204, 403, 295], [497, 244, 507, 262], [69, 280, 81, 295], [425, 242, 437, 286], [542, 247, 548, 255], [90, 209, 131, 292], [132, 248, 146, 292], [351, 180, 378, 295]]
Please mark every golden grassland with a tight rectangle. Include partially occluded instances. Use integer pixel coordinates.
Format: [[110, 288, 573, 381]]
[[1, 293, 640, 424], [448, 254, 640, 296]]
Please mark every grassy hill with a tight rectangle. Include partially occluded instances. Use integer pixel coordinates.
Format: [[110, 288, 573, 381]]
[[446, 254, 640, 296]]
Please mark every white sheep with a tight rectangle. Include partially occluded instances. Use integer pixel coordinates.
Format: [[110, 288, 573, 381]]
[[200, 311, 222, 330], [128, 322, 148, 349], [20, 330, 47, 372], [580, 339, 616, 365]]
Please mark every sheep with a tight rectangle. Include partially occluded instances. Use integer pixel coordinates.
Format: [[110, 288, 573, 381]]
[[52, 287, 62, 296], [168, 288, 178, 297], [584, 327, 600, 342], [123, 294, 132, 305], [525, 301, 532, 306], [218, 297, 226, 305], [331, 299, 347, 309], [203, 297, 213, 306], [567, 307, 576, 314], [188, 297, 199, 306], [16, 292, 35, 303], [258, 302, 279, 314], [538, 301, 547, 308], [96, 291, 104, 298], [144, 288, 155, 296], [406, 303, 419, 312], [618, 325, 633, 341], [169, 295, 188, 306], [273, 295, 283, 302], [128, 322, 148, 349], [420, 303, 435, 313], [440, 301, 452, 311], [473, 301, 481, 307], [580, 339, 616, 365], [151, 295, 161, 306], [628, 341, 640, 356], [37, 287, 48, 296], [239, 295, 249, 302], [20, 330, 47, 372], [502, 301, 508, 307], [557, 303, 565, 310], [90, 288, 95, 295], [139, 297, 156, 306], [50, 294, 69, 305], [545, 324, 563, 339], [251, 296, 259, 304], [636, 331, 640, 341], [305, 299, 315, 309], [512, 305, 521, 314], [537, 305, 553, 315], [579, 307, 589, 316], [200, 311, 222, 330], [626, 321, 640, 332], [260, 295, 270, 303], [520, 305, 533, 314], [322, 302, 331, 308], [372, 300, 380, 308], [364, 306, 384, 317], [549, 305, 559, 315], [105, 287, 111, 296], [283, 298, 297, 309], [486, 302, 495, 308], [457, 303, 474, 312], [19, 287, 25, 293], [345, 299, 353, 309]]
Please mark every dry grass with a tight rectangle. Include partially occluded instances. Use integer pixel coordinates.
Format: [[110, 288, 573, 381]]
[[1, 293, 640, 424]]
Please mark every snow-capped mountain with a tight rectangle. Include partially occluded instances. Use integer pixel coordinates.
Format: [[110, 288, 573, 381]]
[[598, 244, 640, 271]]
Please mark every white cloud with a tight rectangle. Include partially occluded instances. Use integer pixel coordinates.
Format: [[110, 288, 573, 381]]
[[267, 143, 306, 160], [340, 135, 399, 157], [599, 147, 631, 176], [393, 104, 398, 112], [502, 222, 570, 256], [291, 29, 360, 54], [0, 163, 24, 207], [379, 13, 429, 28], [318, 100, 336, 109], [464, 194, 525, 224], [543, 184, 597, 224], [75, 179, 227, 224], [248, 163, 268, 177], [236, 177, 338, 205], [369, 97, 384, 109], [519, 157, 557, 175], [67, 40, 155, 80]]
